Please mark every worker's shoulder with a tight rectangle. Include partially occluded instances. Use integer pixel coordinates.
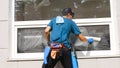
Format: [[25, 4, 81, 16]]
[[63, 18, 73, 22], [64, 19, 75, 25]]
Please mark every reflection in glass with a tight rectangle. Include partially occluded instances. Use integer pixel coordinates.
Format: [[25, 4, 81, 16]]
[[15, 0, 110, 21], [17, 25, 110, 53]]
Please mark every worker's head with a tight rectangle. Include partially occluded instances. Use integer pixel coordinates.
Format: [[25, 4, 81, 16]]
[[62, 8, 74, 19]]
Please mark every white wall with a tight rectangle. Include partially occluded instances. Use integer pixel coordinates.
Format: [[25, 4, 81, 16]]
[[0, 0, 120, 68]]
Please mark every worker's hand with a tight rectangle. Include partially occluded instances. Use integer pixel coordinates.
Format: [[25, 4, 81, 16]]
[[47, 42, 51, 46], [88, 38, 94, 44]]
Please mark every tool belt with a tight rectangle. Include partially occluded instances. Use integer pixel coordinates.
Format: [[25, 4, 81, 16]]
[[50, 42, 63, 49], [50, 42, 64, 59]]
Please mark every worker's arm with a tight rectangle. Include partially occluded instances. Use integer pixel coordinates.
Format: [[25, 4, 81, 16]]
[[44, 26, 51, 42], [78, 34, 94, 44], [78, 34, 87, 42], [43, 26, 51, 64]]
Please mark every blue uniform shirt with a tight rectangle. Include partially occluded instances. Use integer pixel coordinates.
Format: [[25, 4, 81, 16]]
[[48, 16, 81, 48]]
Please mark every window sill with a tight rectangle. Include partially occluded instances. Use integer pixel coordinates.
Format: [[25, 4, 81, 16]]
[[7, 55, 120, 62], [77, 55, 120, 59]]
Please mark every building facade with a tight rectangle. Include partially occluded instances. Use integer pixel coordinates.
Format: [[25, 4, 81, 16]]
[[0, 0, 120, 68]]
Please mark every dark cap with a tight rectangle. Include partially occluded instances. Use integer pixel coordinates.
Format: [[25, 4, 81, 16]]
[[62, 8, 74, 17]]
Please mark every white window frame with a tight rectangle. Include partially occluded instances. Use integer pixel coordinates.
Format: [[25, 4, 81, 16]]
[[9, 0, 119, 60]]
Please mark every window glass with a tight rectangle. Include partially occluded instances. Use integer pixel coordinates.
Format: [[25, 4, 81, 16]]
[[17, 25, 110, 53], [17, 28, 47, 53], [15, 0, 110, 21]]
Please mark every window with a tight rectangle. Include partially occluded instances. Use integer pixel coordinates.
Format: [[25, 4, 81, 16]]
[[15, 0, 110, 21], [10, 0, 118, 59], [17, 28, 46, 53]]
